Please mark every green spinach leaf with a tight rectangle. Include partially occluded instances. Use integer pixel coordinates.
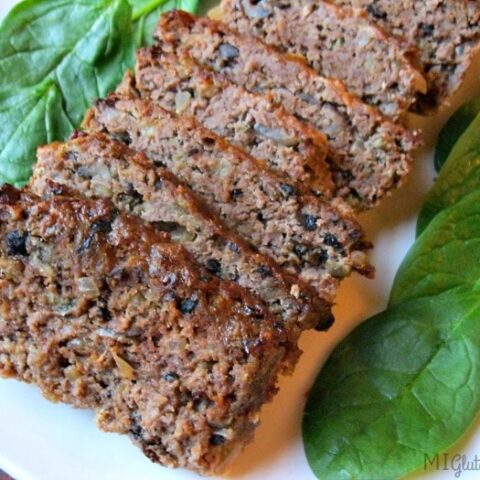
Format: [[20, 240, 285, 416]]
[[0, 0, 132, 185], [417, 111, 480, 236], [0, 0, 199, 187], [0, 81, 72, 185], [304, 76, 480, 480], [393, 189, 480, 305], [304, 285, 480, 480], [435, 96, 480, 172], [0, 0, 132, 124]]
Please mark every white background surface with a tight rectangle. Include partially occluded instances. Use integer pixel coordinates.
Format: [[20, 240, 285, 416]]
[[1, 1, 480, 479]]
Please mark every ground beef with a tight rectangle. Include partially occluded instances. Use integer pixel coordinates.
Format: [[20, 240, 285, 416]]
[[131, 50, 334, 197], [0, 185, 287, 474], [330, 0, 480, 111], [82, 93, 373, 303], [30, 133, 333, 357], [155, 11, 420, 210], [218, 0, 427, 118]]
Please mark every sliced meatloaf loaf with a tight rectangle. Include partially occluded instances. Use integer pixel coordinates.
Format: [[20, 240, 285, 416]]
[[131, 51, 334, 197], [30, 133, 332, 354], [82, 94, 373, 302], [0, 186, 287, 474], [330, 0, 480, 110], [155, 11, 419, 209], [217, 0, 427, 118]]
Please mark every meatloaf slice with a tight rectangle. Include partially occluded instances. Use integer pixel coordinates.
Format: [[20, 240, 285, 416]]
[[217, 0, 427, 118], [0, 186, 287, 474], [132, 50, 334, 197], [330, 0, 480, 111], [82, 94, 372, 302], [30, 133, 331, 353], [155, 11, 419, 210]]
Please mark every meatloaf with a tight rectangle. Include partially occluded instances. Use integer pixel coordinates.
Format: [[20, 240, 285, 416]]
[[155, 11, 419, 210], [30, 133, 332, 353], [82, 94, 372, 301], [0, 186, 287, 474], [217, 0, 427, 118], [131, 50, 334, 197], [330, 0, 480, 110]]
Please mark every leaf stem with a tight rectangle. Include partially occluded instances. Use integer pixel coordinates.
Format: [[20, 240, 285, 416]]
[[131, 0, 170, 21]]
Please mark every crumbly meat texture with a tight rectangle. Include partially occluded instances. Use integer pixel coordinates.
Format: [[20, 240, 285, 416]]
[[0, 186, 288, 475], [217, 0, 427, 118], [131, 50, 334, 197], [31, 134, 332, 352], [155, 11, 419, 210], [330, 0, 480, 111], [82, 94, 373, 301]]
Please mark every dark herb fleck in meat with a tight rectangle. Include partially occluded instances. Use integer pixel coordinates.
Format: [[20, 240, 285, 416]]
[[164, 372, 179, 382], [315, 312, 335, 331], [112, 131, 132, 145], [280, 183, 297, 198], [209, 434, 226, 446], [366, 4, 387, 20], [119, 189, 143, 209], [5, 230, 28, 256], [307, 249, 328, 266], [230, 188, 243, 200], [244, 305, 265, 319], [293, 244, 308, 258], [99, 306, 112, 322], [130, 424, 143, 440], [256, 212, 267, 225], [419, 22, 434, 37], [257, 265, 273, 278], [78, 219, 113, 252], [300, 214, 318, 231], [178, 296, 199, 314], [206, 258, 222, 275], [323, 233, 343, 251]]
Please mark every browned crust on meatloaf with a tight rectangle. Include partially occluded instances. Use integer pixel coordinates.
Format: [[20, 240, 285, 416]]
[[331, 0, 480, 111], [132, 50, 334, 197], [155, 10, 419, 210], [0, 185, 289, 475], [82, 93, 373, 301], [30, 133, 333, 352], [217, 0, 427, 118]]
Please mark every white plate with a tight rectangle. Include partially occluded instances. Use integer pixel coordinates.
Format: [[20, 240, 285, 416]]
[[1, 2, 480, 479]]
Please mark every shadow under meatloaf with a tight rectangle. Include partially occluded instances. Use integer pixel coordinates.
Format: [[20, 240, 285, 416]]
[[330, 0, 480, 111], [82, 94, 373, 302], [30, 133, 332, 362], [217, 0, 427, 119], [154, 11, 420, 211], [131, 49, 334, 197], [0, 186, 287, 475]]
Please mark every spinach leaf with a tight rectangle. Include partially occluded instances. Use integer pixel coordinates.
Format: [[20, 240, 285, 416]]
[[0, 81, 72, 185], [417, 111, 480, 236], [0, 0, 132, 185], [0, 0, 200, 187], [435, 96, 480, 172], [304, 75, 480, 480], [304, 285, 480, 480], [0, 0, 132, 124], [393, 189, 480, 305]]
